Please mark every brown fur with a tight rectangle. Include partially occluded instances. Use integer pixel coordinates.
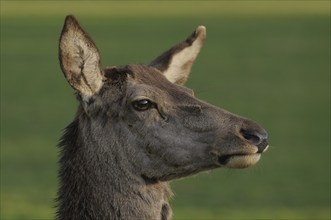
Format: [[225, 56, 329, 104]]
[[57, 15, 268, 220]]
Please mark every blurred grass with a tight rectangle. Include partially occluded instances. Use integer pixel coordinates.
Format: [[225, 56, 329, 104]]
[[1, 1, 330, 220]]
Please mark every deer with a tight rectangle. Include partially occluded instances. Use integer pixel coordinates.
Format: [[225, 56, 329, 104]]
[[57, 15, 269, 220]]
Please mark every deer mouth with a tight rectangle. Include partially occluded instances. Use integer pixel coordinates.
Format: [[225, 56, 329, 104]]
[[218, 143, 269, 169], [218, 153, 261, 168]]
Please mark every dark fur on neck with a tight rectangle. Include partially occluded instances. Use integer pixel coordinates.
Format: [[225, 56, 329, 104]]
[[56, 107, 172, 220]]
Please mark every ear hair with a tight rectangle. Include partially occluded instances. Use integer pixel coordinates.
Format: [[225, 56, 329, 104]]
[[59, 15, 104, 101], [150, 26, 206, 85]]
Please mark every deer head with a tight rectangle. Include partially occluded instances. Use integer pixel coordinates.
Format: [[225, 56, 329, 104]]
[[59, 15, 268, 182]]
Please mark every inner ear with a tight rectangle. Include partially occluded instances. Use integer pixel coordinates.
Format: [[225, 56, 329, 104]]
[[150, 26, 206, 85], [59, 15, 104, 100]]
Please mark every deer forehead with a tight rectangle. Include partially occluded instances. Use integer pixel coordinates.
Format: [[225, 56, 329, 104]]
[[108, 64, 195, 101]]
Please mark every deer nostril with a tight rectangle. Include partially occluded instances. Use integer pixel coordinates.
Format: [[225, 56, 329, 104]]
[[240, 129, 268, 146]]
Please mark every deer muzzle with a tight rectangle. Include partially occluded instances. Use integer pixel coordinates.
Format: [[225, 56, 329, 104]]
[[212, 118, 269, 169]]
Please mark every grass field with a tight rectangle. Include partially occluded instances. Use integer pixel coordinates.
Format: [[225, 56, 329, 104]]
[[1, 1, 330, 219]]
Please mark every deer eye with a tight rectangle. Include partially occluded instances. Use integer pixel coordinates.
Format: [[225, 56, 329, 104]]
[[132, 99, 154, 111]]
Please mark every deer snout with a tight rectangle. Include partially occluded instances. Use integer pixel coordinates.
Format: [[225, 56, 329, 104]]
[[240, 128, 269, 153]]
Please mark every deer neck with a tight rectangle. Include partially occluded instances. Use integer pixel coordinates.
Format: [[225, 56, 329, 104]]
[[57, 115, 172, 219]]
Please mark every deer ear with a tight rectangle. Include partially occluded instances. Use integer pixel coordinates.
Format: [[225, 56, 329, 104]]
[[59, 15, 104, 101], [150, 26, 206, 85]]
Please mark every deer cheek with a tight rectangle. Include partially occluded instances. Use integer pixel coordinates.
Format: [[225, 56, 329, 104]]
[[183, 115, 217, 132]]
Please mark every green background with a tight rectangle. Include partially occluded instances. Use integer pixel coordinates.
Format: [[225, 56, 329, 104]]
[[1, 1, 330, 219]]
